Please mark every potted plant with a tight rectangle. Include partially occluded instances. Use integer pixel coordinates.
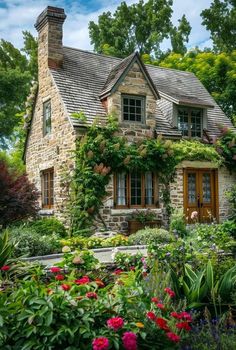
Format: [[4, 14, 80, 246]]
[[128, 209, 161, 234]]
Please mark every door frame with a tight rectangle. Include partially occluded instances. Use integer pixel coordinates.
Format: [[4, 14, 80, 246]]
[[183, 168, 219, 223]]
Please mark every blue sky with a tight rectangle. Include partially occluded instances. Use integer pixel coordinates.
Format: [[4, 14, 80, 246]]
[[0, 0, 213, 52]]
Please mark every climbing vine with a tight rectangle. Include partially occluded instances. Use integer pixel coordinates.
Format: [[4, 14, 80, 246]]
[[70, 116, 226, 231]]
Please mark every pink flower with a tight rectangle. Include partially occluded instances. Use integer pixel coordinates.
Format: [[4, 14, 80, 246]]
[[55, 274, 64, 281], [130, 266, 135, 271], [166, 332, 181, 343], [61, 284, 71, 291], [190, 211, 198, 220], [86, 292, 98, 299], [1, 265, 10, 271], [114, 269, 123, 275], [122, 332, 137, 350], [107, 317, 124, 331], [146, 311, 156, 321], [176, 321, 191, 331], [50, 267, 61, 273], [156, 303, 165, 310], [164, 287, 175, 298], [92, 337, 109, 350], [179, 311, 192, 322], [74, 276, 90, 285]]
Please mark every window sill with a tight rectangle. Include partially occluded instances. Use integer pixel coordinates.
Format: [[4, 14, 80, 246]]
[[120, 122, 149, 129], [111, 208, 162, 216], [39, 209, 54, 216]]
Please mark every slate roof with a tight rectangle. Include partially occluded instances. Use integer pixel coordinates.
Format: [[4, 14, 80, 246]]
[[50, 46, 234, 138]]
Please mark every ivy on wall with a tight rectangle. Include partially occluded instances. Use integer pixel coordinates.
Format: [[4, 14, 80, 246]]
[[70, 116, 230, 231]]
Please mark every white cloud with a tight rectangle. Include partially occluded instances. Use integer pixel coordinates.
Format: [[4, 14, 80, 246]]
[[0, 0, 212, 51]]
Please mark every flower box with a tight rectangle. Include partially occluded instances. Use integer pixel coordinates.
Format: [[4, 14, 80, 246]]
[[128, 219, 162, 235]]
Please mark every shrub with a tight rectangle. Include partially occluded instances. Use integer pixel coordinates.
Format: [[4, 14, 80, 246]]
[[0, 160, 39, 227], [226, 185, 236, 224], [7, 226, 60, 257], [27, 218, 67, 238], [169, 209, 188, 237], [128, 228, 173, 245]]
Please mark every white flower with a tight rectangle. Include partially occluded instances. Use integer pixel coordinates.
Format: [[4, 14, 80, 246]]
[[111, 247, 118, 261]]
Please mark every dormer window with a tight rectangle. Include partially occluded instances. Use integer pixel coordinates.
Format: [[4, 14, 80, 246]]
[[177, 107, 202, 138], [122, 95, 145, 123], [43, 100, 51, 136]]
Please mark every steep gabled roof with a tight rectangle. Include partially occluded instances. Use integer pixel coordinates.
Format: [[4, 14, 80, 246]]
[[50, 47, 234, 138], [99, 51, 160, 100]]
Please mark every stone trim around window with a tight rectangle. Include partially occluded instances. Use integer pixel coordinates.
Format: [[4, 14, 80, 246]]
[[121, 94, 146, 124]]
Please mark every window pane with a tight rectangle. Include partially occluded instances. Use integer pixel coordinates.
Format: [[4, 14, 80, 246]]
[[42, 169, 54, 207], [122, 96, 145, 123], [145, 172, 154, 205], [116, 173, 126, 205], [188, 173, 196, 204], [131, 172, 142, 205], [43, 101, 51, 135]]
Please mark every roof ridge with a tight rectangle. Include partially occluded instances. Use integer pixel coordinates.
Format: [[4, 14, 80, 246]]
[[63, 46, 121, 61]]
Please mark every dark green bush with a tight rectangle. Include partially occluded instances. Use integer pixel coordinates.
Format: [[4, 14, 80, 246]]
[[7, 226, 61, 257], [169, 209, 188, 237], [128, 227, 173, 245], [27, 218, 67, 238]]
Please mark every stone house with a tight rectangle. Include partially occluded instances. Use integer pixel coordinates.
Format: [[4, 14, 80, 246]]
[[24, 6, 236, 231]]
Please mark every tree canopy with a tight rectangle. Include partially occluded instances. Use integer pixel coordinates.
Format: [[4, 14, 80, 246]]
[[201, 0, 236, 52], [89, 0, 191, 58], [0, 31, 37, 149]]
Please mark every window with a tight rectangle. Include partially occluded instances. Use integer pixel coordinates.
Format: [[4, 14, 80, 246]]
[[43, 100, 51, 135], [41, 169, 54, 208], [122, 95, 145, 123], [114, 172, 158, 208], [177, 107, 202, 137]]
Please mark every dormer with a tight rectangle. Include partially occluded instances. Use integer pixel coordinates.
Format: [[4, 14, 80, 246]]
[[158, 91, 215, 139], [100, 52, 160, 129]]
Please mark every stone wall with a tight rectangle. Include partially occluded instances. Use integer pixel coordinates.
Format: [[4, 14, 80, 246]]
[[218, 167, 235, 221]]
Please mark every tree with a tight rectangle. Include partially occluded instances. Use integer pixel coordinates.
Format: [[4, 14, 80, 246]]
[[89, 0, 191, 58], [201, 0, 236, 52], [158, 49, 236, 124], [0, 160, 39, 228], [0, 32, 37, 149]]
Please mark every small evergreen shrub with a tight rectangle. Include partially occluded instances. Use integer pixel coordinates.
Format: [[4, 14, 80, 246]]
[[169, 209, 188, 237], [27, 218, 67, 238], [7, 226, 61, 257], [128, 228, 173, 245]]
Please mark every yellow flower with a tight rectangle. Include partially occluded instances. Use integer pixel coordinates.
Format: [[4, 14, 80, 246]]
[[136, 322, 144, 328]]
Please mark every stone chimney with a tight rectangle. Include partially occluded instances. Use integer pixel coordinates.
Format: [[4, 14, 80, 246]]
[[35, 6, 66, 70]]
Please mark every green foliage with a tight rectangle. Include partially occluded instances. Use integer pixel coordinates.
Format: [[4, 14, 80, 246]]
[[58, 249, 100, 271], [216, 125, 236, 171], [113, 252, 143, 270], [129, 227, 173, 245], [129, 208, 157, 223], [159, 50, 236, 124], [201, 0, 236, 52], [226, 185, 236, 225], [0, 32, 37, 148], [27, 218, 67, 238], [60, 234, 129, 250], [0, 231, 14, 267], [7, 226, 60, 257], [169, 209, 188, 237], [89, 0, 191, 59]]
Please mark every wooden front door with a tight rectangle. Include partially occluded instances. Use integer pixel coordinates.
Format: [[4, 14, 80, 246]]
[[184, 169, 218, 223]]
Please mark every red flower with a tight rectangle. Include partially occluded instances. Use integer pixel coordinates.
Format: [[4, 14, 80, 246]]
[[50, 267, 61, 273], [114, 269, 123, 275], [176, 321, 191, 331], [130, 266, 135, 271], [166, 332, 181, 343], [122, 332, 137, 350], [55, 274, 64, 281], [156, 317, 170, 331], [74, 276, 90, 285], [151, 297, 159, 303], [1, 265, 10, 271], [156, 303, 165, 310], [146, 311, 156, 321], [164, 287, 175, 298], [170, 312, 182, 319], [95, 278, 105, 288], [107, 317, 124, 331], [61, 284, 71, 291], [92, 337, 109, 350], [86, 292, 98, 299], [179, 311, 192, 322]]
